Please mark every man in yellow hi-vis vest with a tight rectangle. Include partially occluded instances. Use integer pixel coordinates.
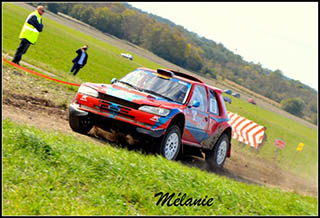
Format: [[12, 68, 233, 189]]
[[12, 5, 45, 65]]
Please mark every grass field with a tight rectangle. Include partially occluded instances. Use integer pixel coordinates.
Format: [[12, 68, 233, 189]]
[[2, 119, 317, 215], [224, 95, 318, 180], [2, 2, 318, 215], [2, 3, 162, 83]]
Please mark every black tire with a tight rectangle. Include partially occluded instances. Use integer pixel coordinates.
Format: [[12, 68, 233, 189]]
[[158, 125, 182, 160], [206, 134, 229, 168], [69, 113, 94, 134]]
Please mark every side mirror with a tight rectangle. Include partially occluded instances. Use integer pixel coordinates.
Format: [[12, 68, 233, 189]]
[[191, 100, 200, 108], [111, 78, 117, 84]]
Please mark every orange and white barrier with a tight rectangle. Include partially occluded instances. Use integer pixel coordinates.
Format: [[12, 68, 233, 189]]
[[227, 111, 265, 148]]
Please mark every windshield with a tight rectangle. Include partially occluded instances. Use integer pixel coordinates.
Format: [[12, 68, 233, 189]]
[[117, 69, 191, 104]]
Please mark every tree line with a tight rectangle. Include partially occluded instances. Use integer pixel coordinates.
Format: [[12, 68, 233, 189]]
[[34, 3, 317, 125]]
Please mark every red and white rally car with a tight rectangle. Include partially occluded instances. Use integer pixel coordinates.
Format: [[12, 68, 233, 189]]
[[69, 68, 232, 167]]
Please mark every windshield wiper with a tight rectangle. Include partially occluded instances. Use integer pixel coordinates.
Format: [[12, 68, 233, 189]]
[[117, 81, 141, 91], [141, 89, 178, 103]]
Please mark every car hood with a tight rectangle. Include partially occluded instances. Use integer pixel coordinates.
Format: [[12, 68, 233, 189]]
[[86, 83, 182, 108]]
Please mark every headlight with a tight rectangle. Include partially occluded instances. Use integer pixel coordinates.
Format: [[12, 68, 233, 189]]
[[139, 106, 170, 116], [78, 85, 98, 97]]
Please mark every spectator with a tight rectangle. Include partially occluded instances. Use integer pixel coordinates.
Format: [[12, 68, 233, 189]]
[[12, 5, 45, 65], [70, 45, 89, 76]]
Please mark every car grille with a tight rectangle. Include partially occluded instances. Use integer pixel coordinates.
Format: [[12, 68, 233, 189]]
[[99, 100, 135, 119], [98, 93, 140, 109]]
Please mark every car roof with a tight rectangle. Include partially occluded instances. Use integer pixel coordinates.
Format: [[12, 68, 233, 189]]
[[137, 67, 202, 84], [137, 67, 223, 94], [207, 85, 223, 95]]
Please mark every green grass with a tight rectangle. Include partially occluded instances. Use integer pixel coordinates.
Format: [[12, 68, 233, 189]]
[[2, 3, 162, 84], [2, 119, 317, 215], [224, 95, 318, 180]]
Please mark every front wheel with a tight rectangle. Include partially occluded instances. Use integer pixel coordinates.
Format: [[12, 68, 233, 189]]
[[69, 113, 94, 134], [158, 125, 182, 160], [206, 134, 229, 168]]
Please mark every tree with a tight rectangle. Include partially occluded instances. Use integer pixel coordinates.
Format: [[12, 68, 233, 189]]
[[120, 9, 148, 44], [80, 6, 95, 24], [280, 98, 305, 117], [185, 44, 203, 71], [89, 7, 111, 33], [58, 3, 74, 14], [47, 3, 60, 14], [70, 4, 86, 20]]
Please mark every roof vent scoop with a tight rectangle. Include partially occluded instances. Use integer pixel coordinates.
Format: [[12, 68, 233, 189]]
[[157, 68, 174, 78], [170, 70, 204, 83]]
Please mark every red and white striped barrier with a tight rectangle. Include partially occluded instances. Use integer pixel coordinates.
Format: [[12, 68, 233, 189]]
[[227, 111, 265, 148]]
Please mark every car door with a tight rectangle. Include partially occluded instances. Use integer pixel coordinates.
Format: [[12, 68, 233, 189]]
[[208, 89, 221, 136], [184, 84, 209, 145], [199, 89, 224, 149]]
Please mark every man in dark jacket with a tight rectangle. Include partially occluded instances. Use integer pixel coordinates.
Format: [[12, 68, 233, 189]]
[[12, 5, 45, 65], [70, 45, 88, 76]]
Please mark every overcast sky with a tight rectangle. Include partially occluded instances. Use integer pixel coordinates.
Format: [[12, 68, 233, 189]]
[[130, 2, 318, 91]]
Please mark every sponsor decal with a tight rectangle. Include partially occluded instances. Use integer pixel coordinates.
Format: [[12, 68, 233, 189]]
[[80, 95, 88, 101], [150, 116, 160, 122], [151, 109, 180, 130]]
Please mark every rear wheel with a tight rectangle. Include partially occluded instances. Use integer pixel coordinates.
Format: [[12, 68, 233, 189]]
[[159, 125, 182, 160], [69, 113, 94, 134], [206, 134, 229, 168]]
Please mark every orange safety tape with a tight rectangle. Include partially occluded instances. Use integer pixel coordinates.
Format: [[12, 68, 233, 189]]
[[3, 56, 80, 87]]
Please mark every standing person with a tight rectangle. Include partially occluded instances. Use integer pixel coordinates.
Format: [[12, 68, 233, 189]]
[[12, 5, 45, 65], [70, 45, 89, 76]]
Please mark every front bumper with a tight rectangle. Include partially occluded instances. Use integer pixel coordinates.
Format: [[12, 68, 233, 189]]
[[136, 127, 164, 138], [69, 102, 88, 116], [69, 102, 166, 138]]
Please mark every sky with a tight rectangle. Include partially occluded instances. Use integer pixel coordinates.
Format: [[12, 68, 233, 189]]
[[129, 2, 318, 91]]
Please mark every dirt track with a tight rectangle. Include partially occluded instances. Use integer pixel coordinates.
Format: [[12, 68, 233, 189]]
[[2, 66, 317, 197]]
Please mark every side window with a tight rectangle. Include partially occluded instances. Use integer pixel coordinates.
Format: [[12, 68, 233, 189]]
[[209, 89, 220, 115], [190, 85, 207, 112]]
